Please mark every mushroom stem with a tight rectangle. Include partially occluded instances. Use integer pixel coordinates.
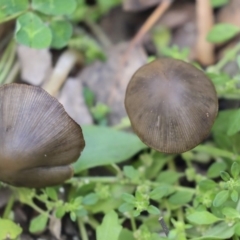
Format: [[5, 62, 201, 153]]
[[195, 0, 215, 65], [43, 50, 83, 97]]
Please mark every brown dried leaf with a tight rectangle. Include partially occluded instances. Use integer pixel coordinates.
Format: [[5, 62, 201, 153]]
[[17, 45, 52, 86], [79, 42, 147, 125], [58, 77, 93, 125], [123, 0, 162, 11], [49, 215, 62, 240]]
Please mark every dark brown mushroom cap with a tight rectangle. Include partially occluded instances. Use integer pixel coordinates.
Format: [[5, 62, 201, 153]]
[[125, 58, 218, 153], [0, 84, 85, 188]]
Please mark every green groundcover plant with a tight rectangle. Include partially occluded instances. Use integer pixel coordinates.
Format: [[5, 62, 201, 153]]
[[2, 0, 240, 240]]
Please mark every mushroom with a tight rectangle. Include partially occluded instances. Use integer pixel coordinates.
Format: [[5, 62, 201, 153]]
[[125, 58, 218, 153], [0, 83, 85, 188]]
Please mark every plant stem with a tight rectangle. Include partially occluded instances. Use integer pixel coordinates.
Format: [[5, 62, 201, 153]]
[[78, 218, 89, 240], [208, 42, 240, 72], [3, 194, 15, 219], [86, 216, 99, 229], [84, 18, 112, 49], [4, 61, 20, 84], [0, 40, 15, 84], [28, 202, 49, 217], [69, 176, 196, 193], [130, 213, 137, 232], [193, 145, 240, 161]]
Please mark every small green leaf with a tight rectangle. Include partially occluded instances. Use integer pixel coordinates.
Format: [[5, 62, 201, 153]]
[[200, 222, 234, 239], [123, 166, 140, 181], [207, 23, 240, 44], [235, 222, 240, 236], [97, 211, 122, 240], [0, 0, 28, 22], [50, 20, 73, 49], [97, 0, 121, 14], [149, 185, 174, 200], [55, 206, 66, 218], [207, 162, 227, 178], [82, 193, 99, 205], [122, 193, 135, 204], [187, 211, 220, 225], [45, 187, 58, 201], [231, 190, 238, 202], [168, 191, 193, 205], [222, 207, 240, 218], [213, 190, 229, 207], [29, 214, 48, 233], [32, 0, 77, 15], [198, 179, 217, 191], [227, 109, 240, 136], [119, 228, 135, 240], [118, 203, 134, 213], [231, 162, 240, 179], [220, 171, 231, 181], [147, 205, 160, 215], [156, 170, 183, 184], [70, 211, 76, 221], [15, 12, 52, 49], [210, 0, 229, 8], [73, 126, 147, 173], [0, 218, 22, 239]]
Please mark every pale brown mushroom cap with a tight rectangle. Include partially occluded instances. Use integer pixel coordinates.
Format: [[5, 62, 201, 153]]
[[0, 84, 85, 188], [125, 58, 218, 153]]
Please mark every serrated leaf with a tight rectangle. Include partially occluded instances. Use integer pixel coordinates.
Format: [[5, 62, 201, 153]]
[[73, 126, 147, 173], [123, 166, 140, 181], [0, 0, 28, 22], [235, 222, 240, 236], [29, 214, 48, 233], [147, 205, 160, 215], [156, 170, 183, 184], [187, 211, 220, 225], [198, 179, 217, 191], [45, 187, 58, 201], [207, 24, 240, 44], [231, 162, 240, 179], [15, 12, 52, 49], [222, 207, 240, 218], [220, 171, 231, 182], [70, 212, 77, 221], [50, 20, 73, 49], [82, 193, 99, 205], [122, 193, 135, 204], [227, 109, 240, 136], [231, 190, 238, 202], [118, 203, 134, 213], [192, 222, 234, 239], [213, 190, 229, 207], [119, 228, 135, 240], [149, 185, 174, 200], [0, 218, 22, 239], [207, 162, 227, 178], [168, 191, 193, 205], [55, 206, 66, 218], [97, 211, 122, 240], [32, 0, 77, 15]]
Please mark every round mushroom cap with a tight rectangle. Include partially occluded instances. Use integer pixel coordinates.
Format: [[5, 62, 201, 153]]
[[0, 84, 85, 188], [125, 58, 218, 153]]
